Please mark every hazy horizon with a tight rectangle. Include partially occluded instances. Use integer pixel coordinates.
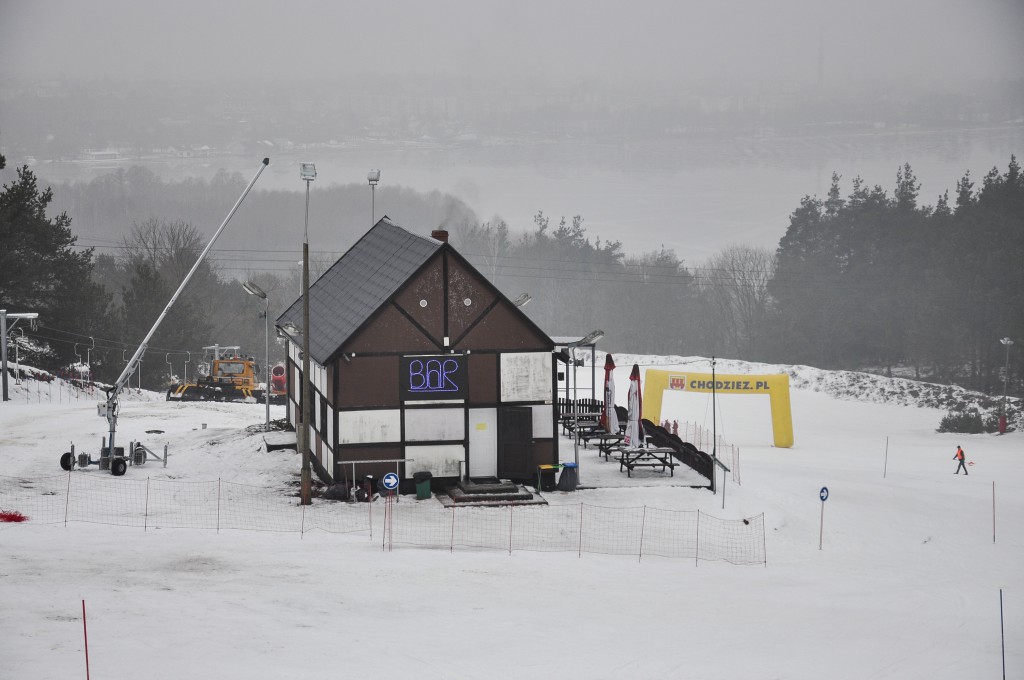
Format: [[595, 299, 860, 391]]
[[3, 0, 1022, 88]]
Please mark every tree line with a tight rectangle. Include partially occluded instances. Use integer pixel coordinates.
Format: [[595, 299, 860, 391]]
[[2, 158, 1020, 402], [453, 158, 1022, 399]]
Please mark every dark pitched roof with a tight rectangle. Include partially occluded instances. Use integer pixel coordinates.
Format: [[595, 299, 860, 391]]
[[276, 217, 443, 365]]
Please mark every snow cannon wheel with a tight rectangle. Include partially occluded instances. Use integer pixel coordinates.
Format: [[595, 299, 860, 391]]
[[111, 458, 128, 476], [60, 451, 74, 471]]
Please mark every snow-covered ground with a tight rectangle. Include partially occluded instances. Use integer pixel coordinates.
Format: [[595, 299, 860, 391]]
[[1, 358, 1021, 679]]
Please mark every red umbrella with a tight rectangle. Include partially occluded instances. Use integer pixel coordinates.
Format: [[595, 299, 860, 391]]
[[602, 354, 619, 433], [623, 363, 644, 447]]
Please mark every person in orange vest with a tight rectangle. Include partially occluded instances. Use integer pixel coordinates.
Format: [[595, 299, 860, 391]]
[[953, 445, 968, 475]]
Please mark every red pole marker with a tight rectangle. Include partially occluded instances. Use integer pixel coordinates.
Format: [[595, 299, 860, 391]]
[[82, 599, 90, 680]]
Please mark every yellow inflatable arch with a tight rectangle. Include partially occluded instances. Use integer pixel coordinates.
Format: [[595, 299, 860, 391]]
[[642, 370, 794, 448]]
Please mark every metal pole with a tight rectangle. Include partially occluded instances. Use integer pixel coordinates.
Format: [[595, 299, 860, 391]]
[[264, 297, 270, 430], [572, 346, 580, 479], [300, 178, 312, 505], [371, 183, 375, 226], [1000, 588, 1006, 680], [13, 329, 21, 385], [1, 310, 6, 401], [712, 356, 718, 495], [819, 500, 824, 550], [1001, 339, 1012, 414]]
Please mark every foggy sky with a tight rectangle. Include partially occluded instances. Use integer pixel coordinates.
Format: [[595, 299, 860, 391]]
[[2, 0, 1022, 88]]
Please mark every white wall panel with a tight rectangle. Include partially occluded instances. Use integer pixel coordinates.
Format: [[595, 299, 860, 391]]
[[404, 408, 465, 442], [530, 405, 554, 439], [405, 444, 464, 477], [500, 352, 552, 402], [339, 409, 401, 444]]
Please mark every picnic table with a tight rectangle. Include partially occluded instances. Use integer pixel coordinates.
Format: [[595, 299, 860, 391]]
[[560, 411, 602, 436], [618, 447, 678, 477], [593, 433, 625, 460]]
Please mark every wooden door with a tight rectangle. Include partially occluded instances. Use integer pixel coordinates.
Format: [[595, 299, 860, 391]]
[[498, 406, 533, 480]]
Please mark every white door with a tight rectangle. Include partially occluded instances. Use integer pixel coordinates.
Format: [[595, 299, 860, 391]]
[[468, 408, 498, 478]]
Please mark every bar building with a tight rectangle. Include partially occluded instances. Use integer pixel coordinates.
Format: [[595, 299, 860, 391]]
[[275, 218, 557, 487]]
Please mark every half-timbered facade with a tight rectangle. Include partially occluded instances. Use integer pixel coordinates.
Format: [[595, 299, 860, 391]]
[[276, 218, 557, 486]]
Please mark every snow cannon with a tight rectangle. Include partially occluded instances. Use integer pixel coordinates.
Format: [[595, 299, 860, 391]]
[[270, 363, 287, 404], [58, 441, 167, 475]]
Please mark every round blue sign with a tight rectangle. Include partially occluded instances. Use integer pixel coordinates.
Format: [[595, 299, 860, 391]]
[[382, 472, 400, 490], [820, 486, 829, 502]]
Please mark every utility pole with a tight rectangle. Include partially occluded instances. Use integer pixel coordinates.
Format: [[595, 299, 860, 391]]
[[299, 163, 316, 505]]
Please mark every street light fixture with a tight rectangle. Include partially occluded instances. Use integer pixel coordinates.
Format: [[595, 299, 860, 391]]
[[299, 163, 316, 506], [512, 293, 532, 308], [368, 169, 380, 225], [567, 330, 604, 482], [243, 280, 271, 430]]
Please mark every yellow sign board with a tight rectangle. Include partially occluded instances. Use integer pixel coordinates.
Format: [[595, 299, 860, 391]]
[[643, 370, 794, 448]]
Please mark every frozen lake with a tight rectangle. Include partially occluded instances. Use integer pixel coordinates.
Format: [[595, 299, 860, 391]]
[[39, 123, 1023, 260]]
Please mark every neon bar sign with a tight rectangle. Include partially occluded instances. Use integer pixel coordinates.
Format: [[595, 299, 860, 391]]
[[400, 355, 467, 400]]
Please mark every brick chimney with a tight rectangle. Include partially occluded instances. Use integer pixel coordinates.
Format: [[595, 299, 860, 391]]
[[430, 229, 449, 243]]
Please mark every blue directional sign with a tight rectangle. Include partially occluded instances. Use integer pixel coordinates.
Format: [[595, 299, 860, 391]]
[[382, 472, 400, 491], [820, 486, 829, 502]]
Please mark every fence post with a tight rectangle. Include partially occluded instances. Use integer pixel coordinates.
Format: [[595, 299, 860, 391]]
[[578, 504, 584, 558], [300, 499, 305, 539], [508, 505, 513, 556], [695, 510, 700, 566], [638, 506, 646, 563], [217, 478, 222, 534], [144, 477, 150, 532], [64, 471, 71, 527], [762, 514, 768, 567], [450, 507, 455, 553]]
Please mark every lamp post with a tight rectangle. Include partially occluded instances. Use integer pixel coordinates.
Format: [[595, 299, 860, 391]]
[[568, 330, 604, 483], [368, 169, 380, 225], [243, 280, 271, 430], [299, 162, 316, 505]]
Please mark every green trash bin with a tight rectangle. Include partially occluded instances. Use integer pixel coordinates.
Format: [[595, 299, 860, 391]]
[[414, 471, 432, 500]]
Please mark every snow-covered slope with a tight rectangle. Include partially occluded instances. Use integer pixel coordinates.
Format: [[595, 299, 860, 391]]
[[1, 357, 1021, 679]]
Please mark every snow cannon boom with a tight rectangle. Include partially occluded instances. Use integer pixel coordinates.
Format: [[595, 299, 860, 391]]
[[58, 158, 269, 474]]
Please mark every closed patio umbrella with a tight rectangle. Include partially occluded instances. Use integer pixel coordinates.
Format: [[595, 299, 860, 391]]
[[623, 363, 644, 447], [602, 354, 619, 434]]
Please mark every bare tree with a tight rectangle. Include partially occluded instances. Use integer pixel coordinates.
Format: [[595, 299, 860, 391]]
[[694, 245, 776, 359]]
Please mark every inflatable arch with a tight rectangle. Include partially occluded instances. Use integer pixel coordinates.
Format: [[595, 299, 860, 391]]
[[642, 370, 793, 448]]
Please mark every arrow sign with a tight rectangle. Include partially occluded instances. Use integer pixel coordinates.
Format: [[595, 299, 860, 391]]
[[382, 472, 400, 491], [820, 486, 829, 502]]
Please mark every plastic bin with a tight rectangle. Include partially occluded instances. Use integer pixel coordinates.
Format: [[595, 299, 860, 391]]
[[557, 462, 579, 491], [537, 464, 559, 492], [413, 471, 433, 500]]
